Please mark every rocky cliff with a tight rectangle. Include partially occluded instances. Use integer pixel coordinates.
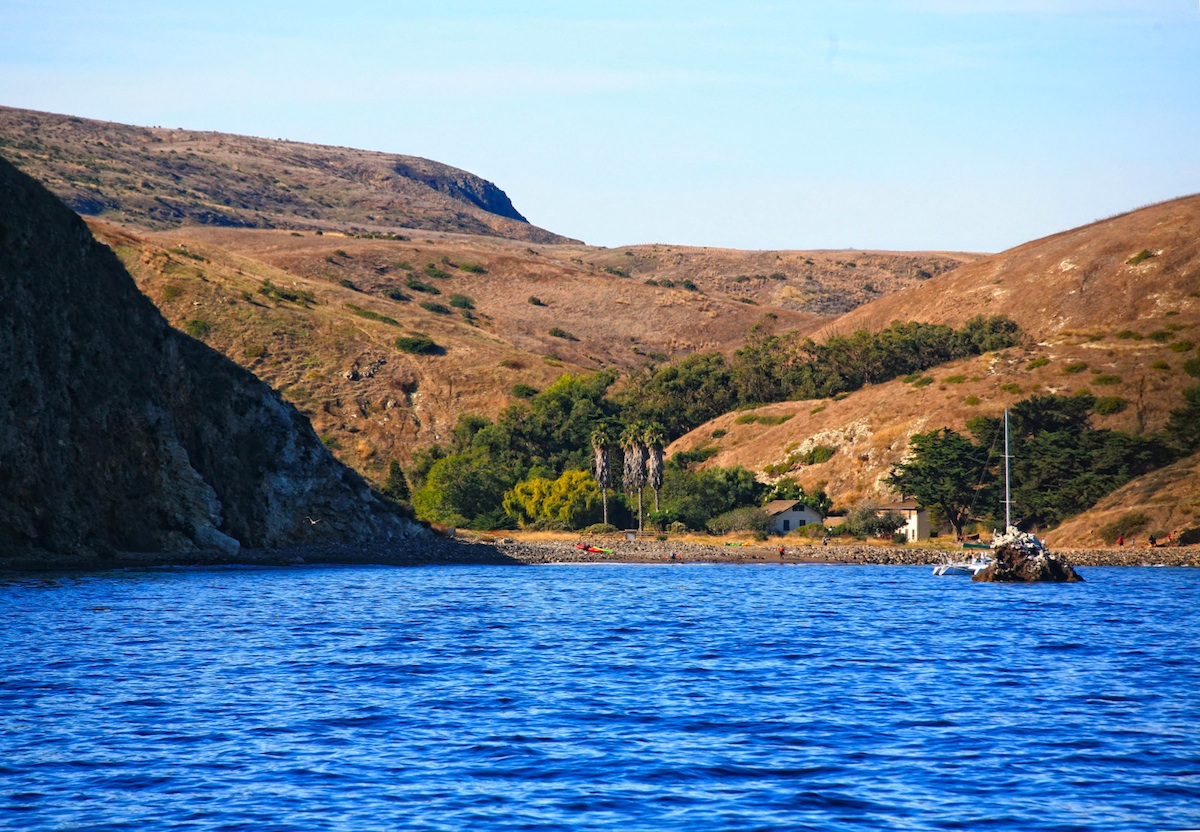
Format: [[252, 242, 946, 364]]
[[0, 156, 428, 566]]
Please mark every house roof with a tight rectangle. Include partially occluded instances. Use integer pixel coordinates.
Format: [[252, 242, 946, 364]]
[[762, 500, 813, 516], [875, 502, 922, 512]]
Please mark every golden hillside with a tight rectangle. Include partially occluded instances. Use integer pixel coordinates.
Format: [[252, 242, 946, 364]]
[[670, 197, 1200, 542], [93, 221, 960, 491], [814, 194, 1200, 340]]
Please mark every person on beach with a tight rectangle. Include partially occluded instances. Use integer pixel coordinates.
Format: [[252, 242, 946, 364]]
[[778, 545, 785, 558]]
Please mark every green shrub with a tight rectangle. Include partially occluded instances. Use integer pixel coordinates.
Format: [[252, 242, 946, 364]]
[[944, 374, 967, 383], [769, 272, 788, 281], [258, 280, 316, 306], [604, 267, 629, 278], [1148, 330, 1173, 343], [801, 445, 836, 465], [460, 263, 487, 274], [528, 296, 546, 306], [1026, 358, 1050, 370], [405, 279, 440, 295], [339, 278, 359, 291], [1126, 249, 1154, 266], [1098, 512, 1150, 544], [735, 275, 750, 283], [711, 428, 727, 438], [756, 414, 794, 426], [512, 384, 538, 399], [1184, 357, 1200, 378], [707, 507, 772, 535], [1093, 374, 1121, 385], [682, 280, 699, 291], [737, 297, 757, 305], [1114, 330, 1143, 340], [964, 395, 981, 405], [386, 289, 408, 302], [162, 284, 184, 301], [549, 327, 578, 341], [1092, 396, 1127, 415], [346, 304, 399, 326], [585, 523, 619, 535], [1000, 383, 1022, 394], [334, 248, 349, 258], [1152, 360, 1170, 371], [448, 294, 475, 309], [735, 413, 758, 424], [184, 318, 212, 339], [1063, 362, 1088, 374], [658, 279, 675, 288], [420, 301, 451, 315], [423, 263, 451, 279], [644, 279, 660, 286], [1169, 340, 1195, 353], [911, 376, 934, 388], [395, 336, 442, 355]]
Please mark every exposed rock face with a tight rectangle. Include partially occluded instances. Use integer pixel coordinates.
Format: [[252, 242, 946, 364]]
[[0, 157, 426, 565], [973, 529, 1083, 583]]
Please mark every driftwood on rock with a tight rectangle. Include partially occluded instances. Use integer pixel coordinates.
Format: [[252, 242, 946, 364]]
[[973, 528, 1083, 583]]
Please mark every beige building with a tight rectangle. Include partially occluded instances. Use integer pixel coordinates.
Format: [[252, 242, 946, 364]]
[[876, 502, 932, 542], [763, 500, 824, 534]]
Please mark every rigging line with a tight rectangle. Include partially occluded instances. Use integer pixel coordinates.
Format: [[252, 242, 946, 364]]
[[966, 420, 1002, 521]]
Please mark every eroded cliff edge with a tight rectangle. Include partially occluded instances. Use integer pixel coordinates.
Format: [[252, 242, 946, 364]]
[[0, 157, 429, 567]]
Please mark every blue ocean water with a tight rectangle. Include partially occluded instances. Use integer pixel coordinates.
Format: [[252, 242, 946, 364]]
[[1, 563, 1198, 832]]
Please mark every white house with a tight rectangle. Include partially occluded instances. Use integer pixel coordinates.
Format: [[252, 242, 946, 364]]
[[875, 502, 932, 542], [763, 500, 823, 535]]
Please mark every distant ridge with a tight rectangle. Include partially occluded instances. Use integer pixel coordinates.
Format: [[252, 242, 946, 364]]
[[0, 105, 574, 244]]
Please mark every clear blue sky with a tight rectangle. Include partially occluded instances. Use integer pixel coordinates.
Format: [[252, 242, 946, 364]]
[[2, 0, 1198, 252]]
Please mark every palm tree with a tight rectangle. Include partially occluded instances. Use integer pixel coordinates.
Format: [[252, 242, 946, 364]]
[[644, 423, 665, 514], [621, 422, 648, 530], [590, 424, 615, 526]]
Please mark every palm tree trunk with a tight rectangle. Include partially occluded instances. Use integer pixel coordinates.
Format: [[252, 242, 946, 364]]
[[638, 488, 644, 531], [601, 489, 608, 525]]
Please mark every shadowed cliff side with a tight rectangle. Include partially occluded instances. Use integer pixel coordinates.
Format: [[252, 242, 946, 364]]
[[0, 156, 429, 566]]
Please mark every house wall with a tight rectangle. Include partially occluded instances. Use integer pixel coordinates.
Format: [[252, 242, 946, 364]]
[[774, 506, 822, 534]]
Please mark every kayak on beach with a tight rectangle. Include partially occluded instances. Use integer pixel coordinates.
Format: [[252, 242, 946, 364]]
[[575, 543, 615, 554]]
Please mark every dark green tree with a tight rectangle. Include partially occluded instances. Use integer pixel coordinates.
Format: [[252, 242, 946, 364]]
[[383, 459, 410, 504], [1164, 385, 1200, 455], [887, 428, 996, 539]]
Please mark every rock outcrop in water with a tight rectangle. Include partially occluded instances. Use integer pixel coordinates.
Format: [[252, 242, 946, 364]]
[[0, 157, 426, 567], [973, 528, 1083, 583]]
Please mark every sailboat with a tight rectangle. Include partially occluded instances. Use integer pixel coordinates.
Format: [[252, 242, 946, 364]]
[[932, 408, 1017, 576]]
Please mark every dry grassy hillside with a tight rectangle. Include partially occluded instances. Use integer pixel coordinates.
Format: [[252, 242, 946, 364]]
[[0, 106, 569, 243], [670, 196, 1200, 543], [100, 218, 973, 493], [814, 194, 1200, 340], [1045, 452, 1200, 549], [161, 227, 824, 364], [583, 246, 979, 316]]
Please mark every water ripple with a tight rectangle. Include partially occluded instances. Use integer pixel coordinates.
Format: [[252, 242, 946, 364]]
[[2, 564, 1199, 831]]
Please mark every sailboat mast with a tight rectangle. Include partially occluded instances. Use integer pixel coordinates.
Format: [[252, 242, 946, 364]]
[[1003, 408, 1011, 530]]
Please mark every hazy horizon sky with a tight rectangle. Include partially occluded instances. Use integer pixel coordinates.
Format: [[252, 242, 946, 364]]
[[2, 0, 1198, 252]]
